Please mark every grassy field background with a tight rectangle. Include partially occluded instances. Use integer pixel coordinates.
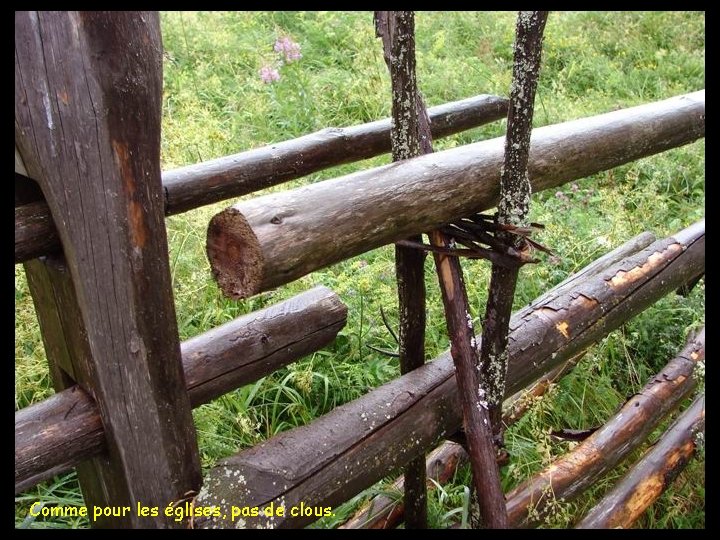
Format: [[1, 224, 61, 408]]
[[15, 11, 704, 528]]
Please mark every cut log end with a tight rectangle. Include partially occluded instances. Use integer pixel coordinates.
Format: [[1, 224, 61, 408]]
[[207, 208, 264, 299]]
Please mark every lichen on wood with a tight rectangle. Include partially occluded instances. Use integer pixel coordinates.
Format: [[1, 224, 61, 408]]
[[479, 11, 549, 437], [375, 10, 429, 529]]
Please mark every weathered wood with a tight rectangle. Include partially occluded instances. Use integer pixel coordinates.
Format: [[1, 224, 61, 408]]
[[15, 11, 200, 527], [194, 222, 703, 529], [505, 328, 705, 528], [339, 226, 652, 530], [340, 442, 468, 529], [183, 286, 347, 406], [162, 94, 509, 215], [15, 286, 347, 492], [15, 201, 61, 263], [526, 231, 656, 310], [339, 351, 586, 530], [575, 393, 705, 529], [15, 93, 509, 263], [380, 10, 505, 527], [479, 11, 547, 437], [14, 386, 104, 494], [506, 218, 704, 393], [206, 91, 705, 299], [376, 10, 429, 529], [426, 228, 508, 528]]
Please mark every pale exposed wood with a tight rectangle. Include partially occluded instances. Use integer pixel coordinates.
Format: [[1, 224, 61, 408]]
[[15, 201, 61, 263], [505, 328, 705, 528], [194, 222, 704, 529], [575, 394, 705, 529], [206, 91, 705, 299]]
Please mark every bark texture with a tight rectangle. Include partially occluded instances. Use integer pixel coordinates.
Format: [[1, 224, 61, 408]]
[[376, 10, 429, 529], [575, 393, 705, 529], [15, 286, 346, 493], [193, 222, 703, 529], [205, 91, 704, 299], [15, 94, 509, 263], [505, 328, 705, 527], [479, 10, 548, 434]]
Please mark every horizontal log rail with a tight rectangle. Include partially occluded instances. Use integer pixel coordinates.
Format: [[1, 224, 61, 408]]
[[340, 230, 658, 529], [14, 286, 346, 493], [575, 393, 705, 529], [340, 352, 585, 529], [14, 94, 508, 264], [206, 91, 705, 299], [505, 327, 705, 527], [193, 221, 704, 528]]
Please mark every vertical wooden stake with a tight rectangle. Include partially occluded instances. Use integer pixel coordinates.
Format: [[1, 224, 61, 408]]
[[375, 10, 428, 529], [15, 11, 201, 527], [377, 10, 508, 529], [479, 10, 548, 437]]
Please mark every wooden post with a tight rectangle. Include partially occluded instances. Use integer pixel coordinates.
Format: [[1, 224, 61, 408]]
[[193, 222, 703, 529], [375, 10, 429, 529], [15, 11, 201, 527], [505, 328, 705, 528]]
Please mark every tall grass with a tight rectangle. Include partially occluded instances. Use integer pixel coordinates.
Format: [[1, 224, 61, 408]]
[[15, 11, 704, 528]]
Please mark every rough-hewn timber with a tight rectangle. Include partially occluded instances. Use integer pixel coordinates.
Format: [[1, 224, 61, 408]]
[[206, 91, 704, 299], [505, 328, 705, 528], [15, 286, 346, 493], [194, 222, 704, 528], [575, 394, 705, 529], [15, 201, 61, 263], [14, 94, 508, 263], [16, 11, 201, 527]]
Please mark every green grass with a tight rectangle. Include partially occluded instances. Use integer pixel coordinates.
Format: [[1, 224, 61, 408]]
[[15, 11, 704, 529]]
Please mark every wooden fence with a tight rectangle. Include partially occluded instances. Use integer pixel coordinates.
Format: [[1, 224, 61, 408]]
[[15, 11, 704, 529]]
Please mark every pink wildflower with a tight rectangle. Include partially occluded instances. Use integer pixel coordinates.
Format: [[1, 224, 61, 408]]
[[259, 64, 280, 84], [274, 36, 302, 62]]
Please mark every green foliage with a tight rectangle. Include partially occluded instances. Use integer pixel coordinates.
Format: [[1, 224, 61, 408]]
[[15, 11, 703, 529]]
